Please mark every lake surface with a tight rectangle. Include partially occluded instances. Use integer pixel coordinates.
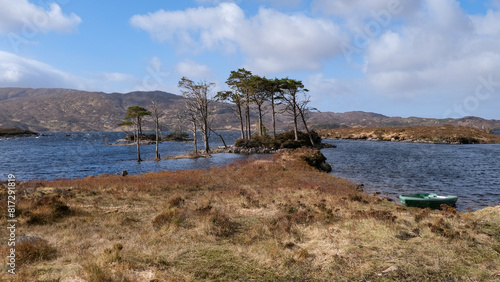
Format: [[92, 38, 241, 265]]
[[1, 131, 499, 211], [0, 131, 260, 181], [321, 139, 500, 211]]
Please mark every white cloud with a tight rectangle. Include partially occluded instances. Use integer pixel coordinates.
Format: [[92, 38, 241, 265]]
[[312, 0, 398, 16], [0, 51, 147, 93], [130, 3, 243, 53], [131, 3, 346, 74], [239, 7, 345, 73], [258, 0, 303, 7], [0, 0, 81, 34], [176, 59, 211, 79], [0, 50, 85, 89], [305, 73, 354, 106], [363, 0, 500, 99], [470, 8, 500, 36], [100, 72, 135, 82]]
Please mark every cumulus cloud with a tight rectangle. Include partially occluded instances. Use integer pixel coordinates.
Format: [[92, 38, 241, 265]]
[[239, 7, 344, 73], [363, 0, 500, 98], [470, 8, 500, 36], [130, 3, 243, 53], [312, 0, 398, 16], [176, 59, 211, 79], [0, 50, 85, 89], [131, 3, 346, 74], [0, 0, 81, 34], [0, 51, 144, 93], [305, 73, 354, 106]]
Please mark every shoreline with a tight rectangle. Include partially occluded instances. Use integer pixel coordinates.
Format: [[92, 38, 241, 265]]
[[317, 125, 500, 144]]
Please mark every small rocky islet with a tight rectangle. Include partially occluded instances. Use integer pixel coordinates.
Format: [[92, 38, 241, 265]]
[[0, 128, 39, 138]]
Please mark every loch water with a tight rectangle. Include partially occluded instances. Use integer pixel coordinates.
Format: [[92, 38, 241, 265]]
[[0, 131, 258, 181], [1, 131, 499, 211], [321, 138, 500, 211]]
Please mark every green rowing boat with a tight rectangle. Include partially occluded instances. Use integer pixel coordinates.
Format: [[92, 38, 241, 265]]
[[399, 193, 458, 209]]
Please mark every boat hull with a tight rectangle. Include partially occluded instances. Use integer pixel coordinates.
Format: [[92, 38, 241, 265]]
[[399, 193, 458, 209]]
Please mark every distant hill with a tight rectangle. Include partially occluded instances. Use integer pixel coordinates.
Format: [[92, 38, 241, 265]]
[[309, 111, 500, 131], [0, 88, 499, 132]]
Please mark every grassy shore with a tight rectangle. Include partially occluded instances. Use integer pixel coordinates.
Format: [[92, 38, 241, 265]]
[[317, 125, 500, 144], [1, 148, 499, 281]]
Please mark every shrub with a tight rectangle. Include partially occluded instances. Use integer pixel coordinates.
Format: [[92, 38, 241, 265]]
[[353, 209, 397, 222], [234, 130, 322, 149], [414, 208, 431, 222], [22, 195, 72, 225], [169, 196, 185, 207], [276, 130, 322, 148], [16, 236, 57, 265], [210, 211, 240, 238], [151, 208, 186, 230], [235, 135, 279, 149], [82, 261, 113, 282], [103, 243, 123, 263]]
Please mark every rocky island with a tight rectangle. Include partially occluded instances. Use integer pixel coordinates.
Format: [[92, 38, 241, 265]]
[[0, 128, 39, 138]]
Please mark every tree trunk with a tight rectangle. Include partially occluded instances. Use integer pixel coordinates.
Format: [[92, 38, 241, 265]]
[[210, 127, 227, 148], [155, 120, 160, 161], [203, 119, 209, 154], [237, 104, 245, 139], [257, 105, 263, 136], [135, 120, 142, 162], [138, 117, 143, 136], [193, 123, 198, 155], [271, 97, 276, 140], [245, 94, 251, 139], [293, 107, 299, 141], [300, 109, 314, 146]]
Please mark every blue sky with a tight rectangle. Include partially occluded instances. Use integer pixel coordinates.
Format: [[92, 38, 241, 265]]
[[0, 0, 499, 119]]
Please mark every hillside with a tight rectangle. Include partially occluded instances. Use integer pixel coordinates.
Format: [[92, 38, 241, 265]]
[[309, 111, 500, 131], [1, 88, 499, 132]]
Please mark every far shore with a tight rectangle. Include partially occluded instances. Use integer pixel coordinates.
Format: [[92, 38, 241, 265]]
[[317, 125, 500, 144]]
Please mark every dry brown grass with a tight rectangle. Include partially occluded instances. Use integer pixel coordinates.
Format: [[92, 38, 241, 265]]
[[1, 148, 499, 281], [317, 125, 500, 144]]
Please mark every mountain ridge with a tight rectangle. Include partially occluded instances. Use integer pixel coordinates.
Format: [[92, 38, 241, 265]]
[[1, 88, 499, 132]]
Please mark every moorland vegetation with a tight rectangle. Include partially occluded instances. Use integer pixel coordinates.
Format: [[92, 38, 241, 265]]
[[1, 148, 499, 281]]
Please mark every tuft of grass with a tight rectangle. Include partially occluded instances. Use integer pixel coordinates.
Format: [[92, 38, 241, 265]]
[[81, 261, 113, 282], [103, 243, 123, 263], [15, 236, 57, 265], [414, 207, 431, 222], [151, 208, 182, 230], [210, 211, 240, 238], [19, 195, 72, 225], [173, 247, 292, 281]]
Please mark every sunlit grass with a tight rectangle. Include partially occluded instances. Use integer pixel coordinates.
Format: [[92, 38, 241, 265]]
[[1, 148, 499, 281]]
